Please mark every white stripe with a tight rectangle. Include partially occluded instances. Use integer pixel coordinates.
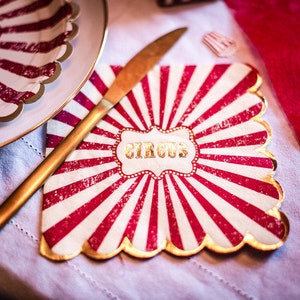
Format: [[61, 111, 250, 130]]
[[196, 168, 279, 212], [84, 130, 116, 145], [0, 99, 18, 117], [50, 177, 137, 256], [184, 64, 252, 126], [0, 46, 64, 73], [0, 0, 36, 15], [80, 80, 102, 105], [0, 68, 42, 92], [165, 175, 199, 250], [0, 0, 63, 27], [106, 106, 135, 128], [44, 161, 117, 192], [148, 66, 161, 125], [162, 65, 185, 129], [131, 82, 151, 129], [198, 157, 272, 180], [187, 175, 281, 246], [94, 65, 116, 89], [169, 65, 214, 128], [132, 179, 155, 251], [42, 172, 122, 232], [193, 93, 261, 134], [97, 176, 149, 253], [46, 119, 73, 139], [173, 176, 233, 248], [118, 95, 146, 129], [63, 149, 112, 161], [98, 119, 120, 135], [157, 179, 170, 246], [198, 120, 267, 145], [200, 145, 265, 156], [63, 99, 90, 120]]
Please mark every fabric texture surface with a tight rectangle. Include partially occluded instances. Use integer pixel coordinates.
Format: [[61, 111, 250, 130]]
[[0, 0, 299, 299]]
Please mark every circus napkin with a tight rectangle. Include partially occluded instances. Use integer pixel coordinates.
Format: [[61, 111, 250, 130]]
[[41, 64, 289, 261]]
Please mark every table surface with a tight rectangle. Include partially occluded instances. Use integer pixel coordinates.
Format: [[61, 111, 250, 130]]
[[1, 0, 300, 299]]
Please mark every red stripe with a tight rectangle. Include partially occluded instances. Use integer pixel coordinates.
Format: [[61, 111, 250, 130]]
[[0, 82, 34, 104], [0, 0, 52, 20], [141, 75, 155, 126], [197, 163, 279, 199], [46, 134, 63, 149], [193, 173, 285, 239], [0, 32, 70, 53], [74, 91, 95, 111], [169, 175, 206, 244], [159, 66, 170, 127], [194, 102, 263, 139], [190, 69, 259, 129], [121, 176, 152, 243], [114, 102, 140, 130], [88, 176, 144, 251], [199, 131, 268, 149], [0, 59, 56, 78], [198, 153, 274, 169], [180, 176, 244, 246], [176, 64, 230, 126], [77, 141, 113, 151], [126, 91, 149, 129], [43, 176, 127, 248], [110, 65, 122, 76], [1, 3, 72, 34], [146, 179, 159, 251], [54, 156, 115, 175], [0, 0, 18, 8], [53, 110, 80, 128], [89, 70, 109, 96], [43, 167, 119, 210], [91, 126, 117, 139], [166, 65, 196, 129], [163, 176, 184, 249], [103, 115, 126, 131]]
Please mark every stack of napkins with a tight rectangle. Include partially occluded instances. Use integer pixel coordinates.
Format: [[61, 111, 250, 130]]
[[40, 63, 289, 261]]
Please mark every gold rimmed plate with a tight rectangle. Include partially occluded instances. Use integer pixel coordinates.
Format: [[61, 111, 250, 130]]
[[0, 0, 108, 146]]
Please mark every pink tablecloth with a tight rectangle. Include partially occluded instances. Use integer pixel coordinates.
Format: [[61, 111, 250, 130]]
[[0, 0, 299, 299]]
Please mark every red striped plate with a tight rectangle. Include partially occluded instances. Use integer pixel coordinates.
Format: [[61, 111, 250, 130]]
[[41, 64, 289, 261], [0, 0, 78, 121]]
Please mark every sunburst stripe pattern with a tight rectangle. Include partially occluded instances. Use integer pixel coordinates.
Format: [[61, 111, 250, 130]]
[[41, 64, 288, 260]]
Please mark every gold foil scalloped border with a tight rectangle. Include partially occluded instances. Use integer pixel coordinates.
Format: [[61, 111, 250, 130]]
[[39, 63, 290, 261], [40, 211, 289, 261], [0, 1, 80, 123]]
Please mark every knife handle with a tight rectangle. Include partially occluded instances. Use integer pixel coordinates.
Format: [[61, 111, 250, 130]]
[[0, 99, 113, 229]]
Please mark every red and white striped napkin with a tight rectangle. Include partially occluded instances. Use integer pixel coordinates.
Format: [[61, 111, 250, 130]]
[[41, 63, 289, 261]]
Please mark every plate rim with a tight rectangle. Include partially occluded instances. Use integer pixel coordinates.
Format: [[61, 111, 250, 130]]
[[0, 0, 108, 147]]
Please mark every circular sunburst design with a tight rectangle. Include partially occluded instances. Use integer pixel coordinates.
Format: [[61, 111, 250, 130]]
[[0, 0, 79, 121], [41, 63, 289, 261]]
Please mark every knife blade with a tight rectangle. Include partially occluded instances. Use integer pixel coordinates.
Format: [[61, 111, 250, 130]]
[[0, 27, 187, 229]]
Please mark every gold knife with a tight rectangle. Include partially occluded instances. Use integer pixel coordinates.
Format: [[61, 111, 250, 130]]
[[0, 27, 187, 229]]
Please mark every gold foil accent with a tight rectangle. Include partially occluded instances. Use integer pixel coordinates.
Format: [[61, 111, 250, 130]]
[[39, 64, 290, 261], [124, 142, 189, 159]]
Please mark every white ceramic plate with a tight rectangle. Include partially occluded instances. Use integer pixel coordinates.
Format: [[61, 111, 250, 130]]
[[0, 0, 78, 122], [0, 0, 108, 146]]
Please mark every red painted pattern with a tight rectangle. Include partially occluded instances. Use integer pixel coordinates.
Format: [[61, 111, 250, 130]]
[[42, 64, 288, 259]]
